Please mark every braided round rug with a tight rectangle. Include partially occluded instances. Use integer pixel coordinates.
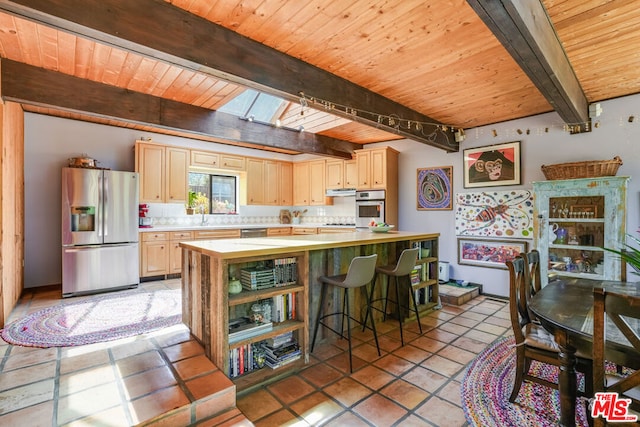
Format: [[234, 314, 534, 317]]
[[1, 289, 181, 348], [461, 336, 590, 427]]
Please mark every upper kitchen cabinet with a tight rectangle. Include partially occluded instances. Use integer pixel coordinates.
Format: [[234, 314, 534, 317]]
[[246, 158, 293, 205], [533, 176, 629, 286], [278, 161, 293, 206], [344, 159, 357, 189], [135, 141, 188, 204], [326, 159, 357, 190], [190, 150, 245, 171], [294, 160, 331, 206], [190, 150, 219, 169], [293, 162, 310, 206], [246, 158, 266, 205], [355, 147, 399, 191]]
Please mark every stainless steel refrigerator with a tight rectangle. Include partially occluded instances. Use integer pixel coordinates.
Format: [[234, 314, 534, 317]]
[[61, 167, 139, 297]]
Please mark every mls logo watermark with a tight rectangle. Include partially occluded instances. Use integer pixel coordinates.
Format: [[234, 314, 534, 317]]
[[590, 392, 638, 423]]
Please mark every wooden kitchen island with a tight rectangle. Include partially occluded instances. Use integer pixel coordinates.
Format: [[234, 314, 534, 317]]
[[180, 230, 439, 390]]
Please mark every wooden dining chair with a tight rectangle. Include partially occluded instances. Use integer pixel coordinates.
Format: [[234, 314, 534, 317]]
[[521, 250, 542, 322], [506, 256, 593, 403], [591, 287, 640, 426]]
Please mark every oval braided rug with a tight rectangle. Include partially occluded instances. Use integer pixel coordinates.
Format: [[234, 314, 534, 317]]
[[461, 336, 590, 427], [1, 289, 181, 348]]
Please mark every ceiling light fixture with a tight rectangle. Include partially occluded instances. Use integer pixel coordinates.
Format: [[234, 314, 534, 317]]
[[589, 103, 602, 118]]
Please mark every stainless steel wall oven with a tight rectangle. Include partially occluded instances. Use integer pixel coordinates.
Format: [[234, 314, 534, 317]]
[[355, 190, 385, 229]]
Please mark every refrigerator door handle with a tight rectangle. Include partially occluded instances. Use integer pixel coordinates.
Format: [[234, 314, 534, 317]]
[[98, 171, 105, 239]]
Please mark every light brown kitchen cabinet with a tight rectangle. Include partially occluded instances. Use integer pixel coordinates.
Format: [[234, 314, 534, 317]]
[[165, 147, 189, 203], [136, 143, 164, 203], [292, 227, 318, 235], [309, 160, 326, 205], [355, 147, 398, 191], [325, 159, 345, 189], [190, 150, 245, 171], [141, 229, 239, 278], [293, 162, 310, 206], [219, 154, 246, 171], [293, 160, 330, 206], [344, 159, 357, 188], [278, 161, 293, 205], [140, 232, 170, 277], [169, 231, 194, 274], [246, 158, 291, 205], [326, 159, 357, 190], [264, 160, 279, 205], [135, 141, 188, 204], [246, 158, 266, 205], [190, 150, 219, 168], [267, 227, 292, 236]]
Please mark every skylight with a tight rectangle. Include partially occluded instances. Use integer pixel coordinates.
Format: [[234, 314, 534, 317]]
[[218, 89, 287, 124]]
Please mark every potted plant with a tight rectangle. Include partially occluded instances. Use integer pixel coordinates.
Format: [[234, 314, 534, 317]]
[[186, 191, 197, 215], [604, 230, 640, 276]]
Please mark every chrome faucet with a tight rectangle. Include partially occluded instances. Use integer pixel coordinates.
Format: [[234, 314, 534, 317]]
[[200, 205, 208, 226]]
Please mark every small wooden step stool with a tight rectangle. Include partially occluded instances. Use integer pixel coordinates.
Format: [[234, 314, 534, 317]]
[[438, 281, 481, 305]]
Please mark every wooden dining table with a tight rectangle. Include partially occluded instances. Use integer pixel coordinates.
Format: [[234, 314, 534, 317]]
[[529, 277, 640, 427]]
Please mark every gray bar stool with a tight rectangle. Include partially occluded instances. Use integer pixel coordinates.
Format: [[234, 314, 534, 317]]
[[310, 254, 380, 373], [364, 247, 420, 346]]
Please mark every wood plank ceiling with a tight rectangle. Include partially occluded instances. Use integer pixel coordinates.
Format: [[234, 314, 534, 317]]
[[0, 0, 638, 155]]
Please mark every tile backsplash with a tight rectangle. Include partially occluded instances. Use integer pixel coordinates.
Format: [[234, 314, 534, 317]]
[[146, 197, 356, 226]]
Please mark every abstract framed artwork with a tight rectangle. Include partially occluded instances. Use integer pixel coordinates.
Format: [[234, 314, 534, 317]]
[[463, 141, 521, 188], [458, 238, 528, 269], [417, 166, 453, 210], [455, 189, 534, 238]]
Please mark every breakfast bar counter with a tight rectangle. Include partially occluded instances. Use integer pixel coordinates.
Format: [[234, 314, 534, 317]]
[[180, 230, 439, 389]]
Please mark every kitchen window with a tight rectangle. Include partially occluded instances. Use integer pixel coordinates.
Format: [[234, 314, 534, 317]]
[[188, 172, 237, 214]]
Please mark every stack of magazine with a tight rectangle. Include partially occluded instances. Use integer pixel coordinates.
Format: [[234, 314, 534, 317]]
[[228, 317, 273, 343], [240, 266, 275, 290], [259, 332, 301, 369]]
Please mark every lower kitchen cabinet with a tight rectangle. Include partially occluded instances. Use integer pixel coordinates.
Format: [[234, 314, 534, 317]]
[[170, 231, 194, 274], [292, 227, 317, 235], [141, 229, 241, 278], [267, 227, 292, 236], [140, 232, 170, 277]]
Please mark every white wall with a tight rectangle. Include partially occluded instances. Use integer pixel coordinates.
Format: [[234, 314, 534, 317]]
[[24, 93, 640, 293], [389, 93, 640, 296]]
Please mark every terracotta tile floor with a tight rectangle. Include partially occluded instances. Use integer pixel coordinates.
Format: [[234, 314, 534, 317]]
[[0, 279, 511, 426], [237, 294, 512, 427], [0, 279, 248, 427]]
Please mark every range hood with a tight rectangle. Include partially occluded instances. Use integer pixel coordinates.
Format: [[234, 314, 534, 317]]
[[326, 188, 357, 197]]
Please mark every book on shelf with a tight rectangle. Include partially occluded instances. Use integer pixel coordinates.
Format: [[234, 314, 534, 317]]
[[410, 265, 422, 286], [265, 331, 294, 348], [229, 342, 259, 378], [264, 352, 301, 369], [240, 266, 275, 290], [273, 257, 298, 287], [259, 340, 301, 369], [228, 317, 273, 343], [271, 292, 297, 322]]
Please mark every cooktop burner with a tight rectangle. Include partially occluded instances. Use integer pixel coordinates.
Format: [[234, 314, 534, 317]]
[[323, 223, 356, 226]]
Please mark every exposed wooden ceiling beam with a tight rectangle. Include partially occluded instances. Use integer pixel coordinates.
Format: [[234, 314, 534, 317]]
[[0, 0, 459, 151], [467, 0, 589, 132], [0, 59, 357, 158]]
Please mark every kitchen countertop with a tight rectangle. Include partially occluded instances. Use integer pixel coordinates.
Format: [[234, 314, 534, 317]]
[[180, 231, 439, 259], [138, 223, 355, 232]]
